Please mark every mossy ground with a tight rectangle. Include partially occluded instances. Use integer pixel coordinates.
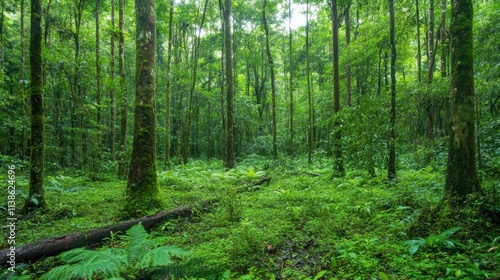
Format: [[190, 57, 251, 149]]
[[1, 156, 499, 279]]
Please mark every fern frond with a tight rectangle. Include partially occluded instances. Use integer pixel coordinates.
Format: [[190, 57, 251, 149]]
[[136, 246, 189, 269], [126, 223, 150, 264], [43, 247, 128, 279], [39, 264, 74, 280]]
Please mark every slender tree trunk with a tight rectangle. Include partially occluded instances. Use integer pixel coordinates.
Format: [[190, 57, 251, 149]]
[[416, 0, 422, 83], [440, 0, 447, 78], [20, 0, 27, 160], [345, 2, 352, 107], [183, 0, 209, 164], [110, 0, 116, 160], [388, 0, 397, 180], [26, 0, 45, 211], [263, 0, 278, 160], [224, 0, 235, 168], [126, 0, 162, 216], [445, 0, 479, 203], [96, 0, 101, 149], [306, 0, 313, 164], [332, 0, 344, 176], [118, 0, 127, 178], [165, 0, 174, 166], [288, 0, 294, 158], [428, 0, 435, 78]]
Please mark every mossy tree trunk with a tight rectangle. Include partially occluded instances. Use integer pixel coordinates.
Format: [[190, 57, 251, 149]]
[[445, 0, 480, 203], [165, 0, 174, 167], [25, 0, 45, 211], [388, 0, 397, 180], [125, 0, 162, 216]]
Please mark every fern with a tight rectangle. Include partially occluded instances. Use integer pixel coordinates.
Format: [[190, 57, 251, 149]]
[[41, 223, 189, 280]]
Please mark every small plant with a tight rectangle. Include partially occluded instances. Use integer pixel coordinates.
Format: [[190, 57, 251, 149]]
[[40, 223, 189, 280], [403, 226, 462, 256]]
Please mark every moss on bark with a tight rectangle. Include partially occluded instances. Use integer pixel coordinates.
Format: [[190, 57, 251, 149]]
[[125, 0, 162, 217], [445, 0, 480, 203]]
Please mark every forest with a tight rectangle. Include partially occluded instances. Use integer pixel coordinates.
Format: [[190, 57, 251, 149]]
[[0, 0, 499, 278]]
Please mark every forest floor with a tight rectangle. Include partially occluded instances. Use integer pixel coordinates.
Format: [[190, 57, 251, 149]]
[[2, 155, 500, 279]]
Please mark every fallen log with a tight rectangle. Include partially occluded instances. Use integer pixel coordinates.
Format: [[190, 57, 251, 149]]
[[1, 199, 218, 265]]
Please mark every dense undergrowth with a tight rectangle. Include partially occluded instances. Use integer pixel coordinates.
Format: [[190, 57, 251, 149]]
[[1, 155, 499, 279]]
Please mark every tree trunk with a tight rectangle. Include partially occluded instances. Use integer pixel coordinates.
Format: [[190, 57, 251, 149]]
[[20, 0, 27, 160], [288, 0, 294, 158], [3, 200, 217, 265], [118, 0, 127, 178], [96, 0, 101, 148], [224, 0, 235, 169], [332, 0, 344, 176], [428, 0, 435, 79], [25, 0, 45, 211], [416, 0, 422, 83], [183, 0, 209, 165], [165, 0, 174, 167], [440, 0, 447, 78], [306, 0, 313, 164], [110, 0, 116, 160], [263, 0, 278, 160], [388, 0, 397, 180], [125, 0, 162, 216], [445, 0, 479, 203], [345, 2, 352, 107]]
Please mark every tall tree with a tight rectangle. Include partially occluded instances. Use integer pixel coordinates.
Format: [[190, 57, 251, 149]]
[[439, 0, 447, 78], [331, 0, 344, 176], [445, 0, 479, 202], [25, 0, 45, 211], [288, 0, 294, 158], [224, 0, 235, 168], [165, 0, 174, 166], [306, 0, 313, 164], [125, 0, 162, 215], [388, 0, 397, 180], [183, 0, 209, 164], [95, 0, 101, 145], [416, 0, 422, 83], [110, 0, 116, 160], [118, 0, 127, 177], [345, 2, 352, 107], [263, 0, 278, 160]]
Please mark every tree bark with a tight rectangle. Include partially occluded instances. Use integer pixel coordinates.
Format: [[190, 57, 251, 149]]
[[306, 0, 313, 164], [118, 0, 127, 178], [96, 0, 101, 147], [184, 0, 209, 164], [416, 0, 422, 83], [445, 0, 479, 203], [224, 0, 235, 168], [2, 200, 217, 265], [388, 0, 397, 180], [332, 0, 344, 176], [25, 0, 45, 211], [110, 0, 116, 160], [165, 0, 174, 166], [345, 2, 352, 107], [125, 0, 162, 216], [440, 0, 447, 78], [288, 0, 294, 158], [263, 0, 278, 160]]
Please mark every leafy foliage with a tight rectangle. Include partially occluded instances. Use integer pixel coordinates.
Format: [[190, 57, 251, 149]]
[[39, 223, 189, 280]]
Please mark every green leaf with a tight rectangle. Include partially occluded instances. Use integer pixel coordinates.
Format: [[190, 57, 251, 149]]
[[313, 270, 328, 280], [378, 272, 389, 280]]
